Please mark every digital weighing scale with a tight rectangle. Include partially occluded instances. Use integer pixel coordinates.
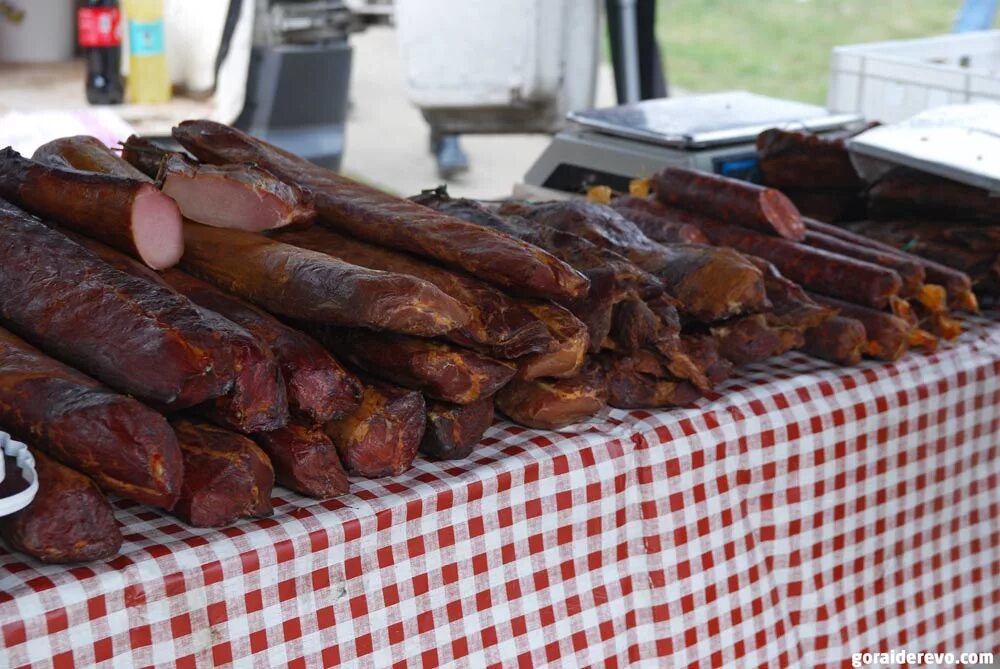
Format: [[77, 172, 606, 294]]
[[521, 91, 863, 196]]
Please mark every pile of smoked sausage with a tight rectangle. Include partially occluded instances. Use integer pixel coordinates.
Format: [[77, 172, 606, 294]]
[[0, 121, 977, 564]]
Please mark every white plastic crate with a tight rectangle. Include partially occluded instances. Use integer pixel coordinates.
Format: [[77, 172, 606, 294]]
[[827, 30, 1000, 123]]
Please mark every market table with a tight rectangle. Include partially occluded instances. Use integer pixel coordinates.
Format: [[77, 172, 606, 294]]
[[2, 309, 998, 669]]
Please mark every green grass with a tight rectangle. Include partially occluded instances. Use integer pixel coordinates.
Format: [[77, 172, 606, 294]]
[[653, 0, 964, 104]]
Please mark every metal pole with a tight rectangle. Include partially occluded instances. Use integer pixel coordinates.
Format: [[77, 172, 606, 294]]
[[617, 0, 641, 103]]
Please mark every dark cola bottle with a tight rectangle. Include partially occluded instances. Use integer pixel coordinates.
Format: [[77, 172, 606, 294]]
[[78, 0, 124, 104]]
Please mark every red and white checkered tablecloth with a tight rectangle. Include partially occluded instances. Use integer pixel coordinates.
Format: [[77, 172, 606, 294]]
[[2, 309, 999, 669]]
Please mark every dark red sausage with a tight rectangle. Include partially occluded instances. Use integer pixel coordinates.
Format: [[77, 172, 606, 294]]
[[171, 419, 274, 527], [0, 326, 182, 508], [802, 316, 866, 366], [0, 200, 236, 408], [678, 214, 903, 309], [868, 167, 1000, 224], [804, 229, 925, 297], [251, 422, 349, 499], [172, 121, 589, 301], [803, 217, 973, 305], [324, 379, 425, 478], [653, 166, 805, 240], [69, 235, 289, 434], [0, 147, 182, 269], [0, 451, 122, 563], [421, 398, 494, 460]]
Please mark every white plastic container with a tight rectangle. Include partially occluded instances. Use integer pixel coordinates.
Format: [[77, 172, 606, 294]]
[[0, 0, 75, 63], [827, 31, 1000, 123], [0, 432, 38, 518], [394, 0, 601, 133]]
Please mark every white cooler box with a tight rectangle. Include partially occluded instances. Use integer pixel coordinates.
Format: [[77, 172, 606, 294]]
[[394, 0, 601, 134], [827, 30, 1000, 123]]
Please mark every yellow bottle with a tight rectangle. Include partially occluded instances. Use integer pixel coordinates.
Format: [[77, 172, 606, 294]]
[[124, 0, 170, 104]]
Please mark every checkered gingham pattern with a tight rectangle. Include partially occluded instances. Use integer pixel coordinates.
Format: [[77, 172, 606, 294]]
[[2, 309, 998, 669]]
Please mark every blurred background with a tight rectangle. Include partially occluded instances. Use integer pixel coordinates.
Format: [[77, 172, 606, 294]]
[[0, 0, 995, 197]]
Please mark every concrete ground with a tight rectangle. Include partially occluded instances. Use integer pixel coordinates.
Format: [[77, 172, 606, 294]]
[[341, 26, 618, 199]]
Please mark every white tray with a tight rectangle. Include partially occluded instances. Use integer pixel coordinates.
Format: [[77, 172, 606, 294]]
[[0, 432, 38, 518]]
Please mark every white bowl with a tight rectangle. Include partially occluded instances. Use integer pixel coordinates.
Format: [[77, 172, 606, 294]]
[[0, 432, 39, 518]]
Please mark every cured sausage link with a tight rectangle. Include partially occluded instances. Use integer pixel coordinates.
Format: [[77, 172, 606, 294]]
[[0, 200, 234, 409], [172, 120, 589, 301], [0, 326, 182, 508], [68, 235, 289, 434], [810, 294, 912, 362], [803, 229, 925, 297], [0, 451, 122, 563], [0, 147, 182, 269], [802, 316, 867, 366], [180, 222, 471, 336], [653, 166, 806, 240]]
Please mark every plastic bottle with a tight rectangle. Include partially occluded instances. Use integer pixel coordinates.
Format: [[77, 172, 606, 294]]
[[123, 0, 170, 104], [78, 0, 124, 104]]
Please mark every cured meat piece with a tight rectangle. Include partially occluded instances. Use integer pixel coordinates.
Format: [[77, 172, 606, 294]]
[[0, 326, 182, 508], [710, 314, 794, 366], [274, 226, 553, 359], [868, 167, 1000, 223], [0, 451, 122, 563], [516, 301, 589, 380], [608, 298, 659, 352], [804, 229, 925, 297], [498, 200, 674, 274], [748, 257, 834, 331], [311, 328, 516, 404], [412, 192, 657, 348], [656, 244, 770, 322], [843, 220, 1000, 297], [251, 422, 349, 498], [324, 378, 425, 477], [810, 295, 911, 362], [780, 188, 866, 224], [0, 148, 182, 269], [34, 135, 150, 180], [802, 316, 866, 366], [161, 269, 361, 424], [171, 419, 274, 527], [421, 398, 494, 460], [679, 215, 903, 309], [653, 166, 805, 240], [600, 353, 702, 409], [495, 363, 607, 429], [509, 200, 771, 321], [173, 120, 589, 300], [610, 198, 710, 243], [179, 222, 470, 336], [679, 335, 734, 387], [755, 128, 863, 190], [158, 153, 316, 231], [68, 235, 289, 433], [120, 134, 173, 179], [803, 217, 974, 306]]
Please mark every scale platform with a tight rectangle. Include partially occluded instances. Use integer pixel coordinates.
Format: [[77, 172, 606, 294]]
[[523, 91, 862, 195]]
